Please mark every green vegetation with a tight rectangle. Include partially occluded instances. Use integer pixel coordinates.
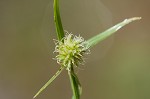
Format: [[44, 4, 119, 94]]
[[33, 0, 141, 99]]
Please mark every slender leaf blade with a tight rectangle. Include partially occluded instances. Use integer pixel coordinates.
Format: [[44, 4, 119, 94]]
[[54, 0, 65, 41], [33, 67, 64, 98], [86, 17, 141, 48]]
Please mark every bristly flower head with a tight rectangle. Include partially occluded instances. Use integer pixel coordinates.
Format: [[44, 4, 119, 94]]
[[54, 32, 90, 71]]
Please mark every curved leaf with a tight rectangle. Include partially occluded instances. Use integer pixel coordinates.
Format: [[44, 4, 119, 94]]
[[86, 17, 141, 48]]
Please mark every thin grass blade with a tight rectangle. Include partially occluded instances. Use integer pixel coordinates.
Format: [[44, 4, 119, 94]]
[[86, 17, 141, 48], [33, 67, 64, 98], [54, 0, 65, 41]]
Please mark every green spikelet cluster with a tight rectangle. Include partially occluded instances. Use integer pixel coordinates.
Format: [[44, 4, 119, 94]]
[[54, 33, 89, 70]]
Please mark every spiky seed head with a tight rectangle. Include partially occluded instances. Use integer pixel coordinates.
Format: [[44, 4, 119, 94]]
[[54, 33, 90, 71]]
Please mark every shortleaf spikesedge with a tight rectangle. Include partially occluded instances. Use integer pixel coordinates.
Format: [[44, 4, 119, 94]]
[[33, 0, 141, 98]]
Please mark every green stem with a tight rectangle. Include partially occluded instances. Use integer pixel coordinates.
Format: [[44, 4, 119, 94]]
[[68, 66, 80, 99]]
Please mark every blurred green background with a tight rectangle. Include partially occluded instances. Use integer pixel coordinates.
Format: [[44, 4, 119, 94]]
[[0, 0, 150, 99]]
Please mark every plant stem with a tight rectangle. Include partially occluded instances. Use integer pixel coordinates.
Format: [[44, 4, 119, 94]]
[[68, 66, 80, 99]]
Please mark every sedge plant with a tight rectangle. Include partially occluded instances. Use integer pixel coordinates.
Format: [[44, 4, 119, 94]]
[[33, 0, 141, 99]]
